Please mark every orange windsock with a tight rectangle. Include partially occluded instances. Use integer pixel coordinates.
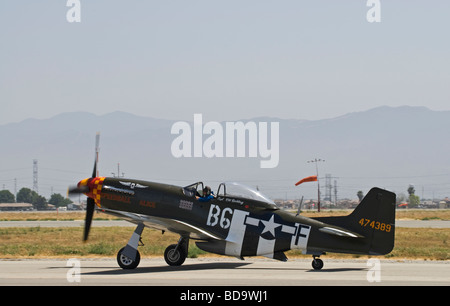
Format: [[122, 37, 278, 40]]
[[295, 175, 317, 186]]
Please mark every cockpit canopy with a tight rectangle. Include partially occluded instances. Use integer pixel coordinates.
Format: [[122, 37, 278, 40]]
[[217, 182, 276, 205], [183, 181, 277, 209]]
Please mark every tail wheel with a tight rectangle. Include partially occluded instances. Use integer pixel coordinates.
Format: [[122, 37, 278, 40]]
[[117, 247, 140, 269], [164, 244, 187, 266]]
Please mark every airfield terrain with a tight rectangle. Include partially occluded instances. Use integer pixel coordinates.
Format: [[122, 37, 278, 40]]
[[0, 209, 449, 260], [0, 209, 448, 286], [1, 258, 448, 287]]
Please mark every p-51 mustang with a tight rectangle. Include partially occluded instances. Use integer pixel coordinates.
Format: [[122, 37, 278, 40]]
[[69, 134, 396, 270]]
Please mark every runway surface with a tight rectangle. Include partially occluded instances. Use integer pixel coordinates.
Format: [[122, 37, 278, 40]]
[[1, 258, 449, 286]]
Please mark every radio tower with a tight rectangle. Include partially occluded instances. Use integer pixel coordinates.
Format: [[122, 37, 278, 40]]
[[325, 174, 332, 201], [33, 159, 38, 194]]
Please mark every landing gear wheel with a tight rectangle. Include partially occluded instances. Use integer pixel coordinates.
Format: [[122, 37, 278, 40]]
[[312, 258, 324, 270], [164, 244, 187, 266], [117, 247, 141, 269]]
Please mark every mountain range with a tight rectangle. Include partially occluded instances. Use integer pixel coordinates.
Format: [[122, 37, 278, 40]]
[[1, 106, 449, 200]]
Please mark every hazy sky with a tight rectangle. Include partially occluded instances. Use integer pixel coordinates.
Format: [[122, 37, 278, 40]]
[[1, 1, 450, 125]]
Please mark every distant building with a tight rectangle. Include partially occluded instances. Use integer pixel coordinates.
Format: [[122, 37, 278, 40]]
[[439, 199, 450, 209], [0, 203, 33, 211], [67, 203, 83, 210]]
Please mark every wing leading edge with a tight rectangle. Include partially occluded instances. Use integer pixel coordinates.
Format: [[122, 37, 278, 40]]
[[99, 208, 221, 241]]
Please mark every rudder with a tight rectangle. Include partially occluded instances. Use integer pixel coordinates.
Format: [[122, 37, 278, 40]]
[[347, 187, 396, 255]]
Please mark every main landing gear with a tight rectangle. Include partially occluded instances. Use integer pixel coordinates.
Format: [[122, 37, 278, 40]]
[[164, 236, 188, 266], [117, 246, 141, 269], [117, 223, 144, 269], [312, 255, 324, 270], [116, 223, 189, 269]]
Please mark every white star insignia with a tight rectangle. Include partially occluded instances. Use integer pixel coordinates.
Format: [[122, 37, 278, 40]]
[[261, 215, 281, 237]]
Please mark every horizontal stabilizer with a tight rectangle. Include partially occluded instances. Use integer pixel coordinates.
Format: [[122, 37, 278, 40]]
[[319, 226, 364, 238]]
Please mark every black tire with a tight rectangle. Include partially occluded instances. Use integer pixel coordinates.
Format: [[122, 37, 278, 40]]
[[312, 258, 324, 270], [164, 244, 187, 266], [117, 247, 141, 269]]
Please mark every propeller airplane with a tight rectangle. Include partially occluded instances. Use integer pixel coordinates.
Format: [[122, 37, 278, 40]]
[[68, 134, 396, 270]]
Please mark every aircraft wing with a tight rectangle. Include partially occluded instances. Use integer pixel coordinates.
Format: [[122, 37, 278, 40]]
[[99, 208, 221, 241]]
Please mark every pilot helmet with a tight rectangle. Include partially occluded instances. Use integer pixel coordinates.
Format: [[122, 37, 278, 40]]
[[203, 186, 211, 196]]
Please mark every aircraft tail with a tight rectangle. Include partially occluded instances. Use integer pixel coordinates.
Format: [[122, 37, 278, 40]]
[[313, 187, 396, 255]]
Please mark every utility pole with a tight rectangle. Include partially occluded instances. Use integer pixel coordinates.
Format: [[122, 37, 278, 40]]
[[33, 159, 38, 194], [325, 174, 339, 205], [325, 174, 332, 201], [307, 158, 325, 212], [334, 179, 338, 206], [112, 163, 125, 178]]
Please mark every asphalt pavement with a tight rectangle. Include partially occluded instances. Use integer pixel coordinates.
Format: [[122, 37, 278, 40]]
[[0, 258, 449, 286]]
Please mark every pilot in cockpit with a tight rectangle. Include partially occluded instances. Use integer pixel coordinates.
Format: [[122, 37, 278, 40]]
[[196, 186, 215, 202]]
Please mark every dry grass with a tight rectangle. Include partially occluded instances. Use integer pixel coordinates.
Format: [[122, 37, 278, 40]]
[[0, 227, 188, 258], [0, 211, 119, 221], [395, 209, 450, 220], [1, 209, 449, 221], [300, 209, 450, 220], [0, 226, 448, 260], [0, 209, 448, 260], [386, 228, 449, 260]]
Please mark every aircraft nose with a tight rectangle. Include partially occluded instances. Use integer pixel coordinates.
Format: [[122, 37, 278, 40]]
[[77, 177, 105, 207], [77, 178, 91, 190], [68, 177, 92, 198]]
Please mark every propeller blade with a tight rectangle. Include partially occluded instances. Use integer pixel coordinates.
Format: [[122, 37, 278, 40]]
[[92, 132, 100, 178], [83, 197, 95, 241], [67, 185, 89, 196], [91, 160, 97, 179]]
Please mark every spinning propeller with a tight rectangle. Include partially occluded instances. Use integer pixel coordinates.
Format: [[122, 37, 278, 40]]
[[68, 133, 100, 241]]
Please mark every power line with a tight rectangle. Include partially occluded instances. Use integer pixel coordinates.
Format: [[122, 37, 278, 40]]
[[40, 167, 87, 175], [0, 167, 32, 173]]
